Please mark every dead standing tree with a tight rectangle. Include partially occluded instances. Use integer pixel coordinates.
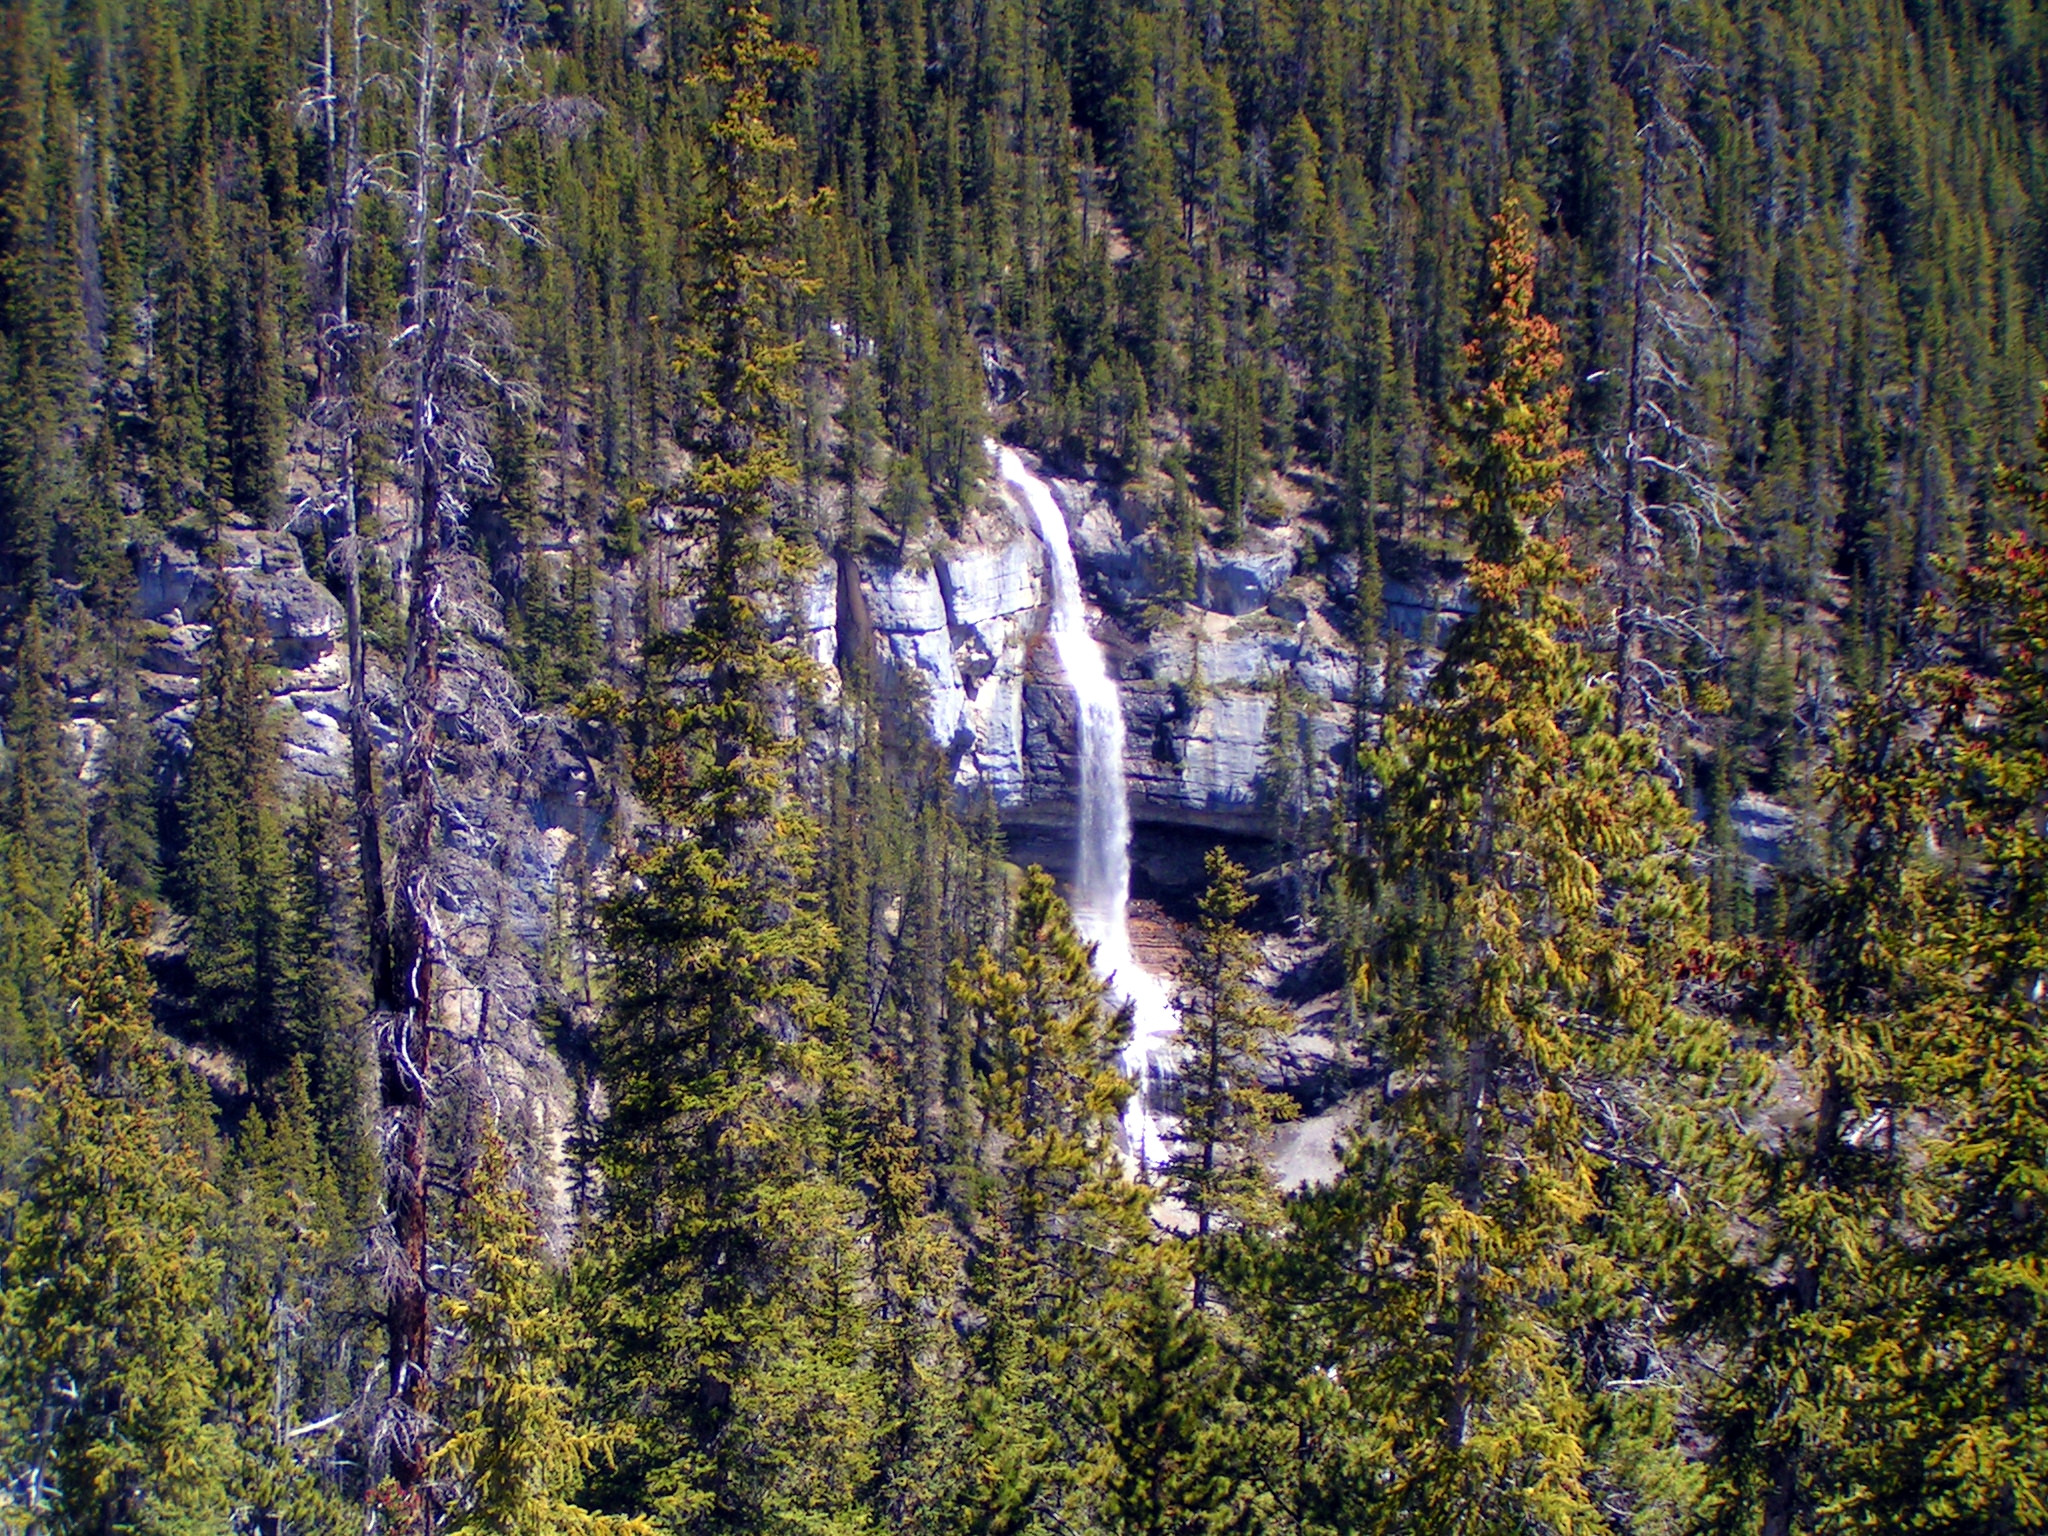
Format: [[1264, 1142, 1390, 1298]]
[[372, 0, 576, 1507], [303, 0, 397, 1018], [1607, 26, 1738, 744]]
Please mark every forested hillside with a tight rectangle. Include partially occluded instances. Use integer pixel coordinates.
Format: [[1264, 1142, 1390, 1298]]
[[2, 0, 2047, 1525]]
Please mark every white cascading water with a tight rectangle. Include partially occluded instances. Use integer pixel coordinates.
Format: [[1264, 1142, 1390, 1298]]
[[996, 445, 1179, 1173]]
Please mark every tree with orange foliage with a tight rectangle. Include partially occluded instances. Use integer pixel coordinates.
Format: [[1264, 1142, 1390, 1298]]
[[1270, 200, 1710, 1534]]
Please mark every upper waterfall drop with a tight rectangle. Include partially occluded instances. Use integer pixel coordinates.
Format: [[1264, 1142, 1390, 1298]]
[[995, 445, 1179, 1171]]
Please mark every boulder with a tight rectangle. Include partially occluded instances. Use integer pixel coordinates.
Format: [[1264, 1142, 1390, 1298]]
[[143, 621, 213, 678], [1268, 1100, 1362, 1191], [135, 539, 209, 622], [1266, 587, 1311, 623]]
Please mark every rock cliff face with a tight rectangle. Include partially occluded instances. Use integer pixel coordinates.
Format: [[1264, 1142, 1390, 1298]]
[[78, 457, 1799, 1205], [105, 522, 603, 1233], [109, 457, 1355, 872], [128, 528, 357, 785], [851, 453, 1361, 834], [76, 453, 1372, 1220]]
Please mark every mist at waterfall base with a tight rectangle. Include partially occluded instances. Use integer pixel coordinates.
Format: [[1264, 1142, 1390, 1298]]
[[996, 445, 1181, 1175]]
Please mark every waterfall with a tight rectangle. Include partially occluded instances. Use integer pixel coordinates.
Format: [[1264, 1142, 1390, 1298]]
[[997, 446, 1179, 1172]]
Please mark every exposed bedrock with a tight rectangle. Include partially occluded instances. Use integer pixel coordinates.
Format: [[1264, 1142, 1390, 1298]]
[[78, 455, 1799, 1215], [848, 452, 1359, 833]]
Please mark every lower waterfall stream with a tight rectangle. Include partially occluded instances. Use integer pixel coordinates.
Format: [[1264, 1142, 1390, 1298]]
[[996, 445, 1180, 1173]]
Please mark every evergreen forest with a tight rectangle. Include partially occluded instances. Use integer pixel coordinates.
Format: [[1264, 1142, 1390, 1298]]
[[2, 0, 2048, 1526]]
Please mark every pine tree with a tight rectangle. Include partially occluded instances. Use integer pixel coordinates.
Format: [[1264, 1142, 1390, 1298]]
[[0, 611, 80, 1105], [0, 0, 86, 621], [284, 791, 376, 1214], [1088, 1255, 1246, 1536], [1885, 533, 2048, 1530], [581, 9, 879, 1529], [213, 1061, 359, 1536], [951, 867, 1134, 1255], [2, 612, 82, 902], [1686, 509, 2048, 1531], [436, 1132, 649, 1536], [1301, 202, 1707, 1534], [1665, 653, 1933, 1535], [0, 883, 230, 1534], [946, 867, 1143, 1534], [1162, 848, 1292, 1307], [174, 589, 292, 1076]]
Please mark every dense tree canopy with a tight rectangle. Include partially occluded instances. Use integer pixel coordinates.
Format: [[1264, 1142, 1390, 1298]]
[[2, 0, 2048, 1528]]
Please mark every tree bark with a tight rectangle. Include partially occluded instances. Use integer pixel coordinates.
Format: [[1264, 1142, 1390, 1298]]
[[1445, 1028, 1491, 1451], [316, 0, 394, 1014], [380, 6, 460, 1497], [1614, 100, 1655, 734]]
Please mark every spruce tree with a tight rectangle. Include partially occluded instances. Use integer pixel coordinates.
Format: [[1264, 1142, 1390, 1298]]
[[1162, 848, 1292, 1307], [437, 1132, 649, 1536], [946, 867, 1143, 1535], [1688, 520, 2048, 1532], [1299, 202, 1707, 1534], [213, 1061, 359, 1536], [951, 867, 1134, 1255], [581, 8, 879, 1528], [1888, 534, 2048, 1531], [0, 611, 80, 1108], [0, 883, 229, 1534], [2, 612, 82, 904], [1088, 1257, 1246, 1536], [174, 589, 292, 1077]]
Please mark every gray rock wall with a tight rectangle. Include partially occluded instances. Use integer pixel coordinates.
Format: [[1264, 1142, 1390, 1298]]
[[849, 454, 1360, 833], [110, 523, 597, 1239], [81, 454, 1372, 1233]]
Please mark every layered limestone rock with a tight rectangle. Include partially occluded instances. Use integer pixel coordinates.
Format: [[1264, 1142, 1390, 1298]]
[[107, 524, 597, 1238], [862, 558, 967, 747], [85, 455, 1374, 1226], [72, 439, 1814, 1218], [1197, 540, 1297, 617], [131, 527, 357, 785], [939, 455, 1360, 832], [937, 513, 1046, 804]]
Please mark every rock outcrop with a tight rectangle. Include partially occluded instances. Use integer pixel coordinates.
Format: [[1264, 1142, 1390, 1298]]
[[839, 458, 1358, 834], [129, 527, 357, 785], [105, 524, 598, 1237], [75, 452, 1394, 1228]]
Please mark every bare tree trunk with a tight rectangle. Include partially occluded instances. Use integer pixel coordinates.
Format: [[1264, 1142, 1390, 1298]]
[[315, 0, 395, 1012], [1445, 1027, 1490, 1451], [380, 7, 455, 1500], [377, 4, 529, 1502], [384, 455, 439, 1492], [1614, 106, 1655, 734]]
